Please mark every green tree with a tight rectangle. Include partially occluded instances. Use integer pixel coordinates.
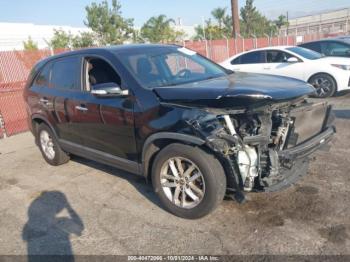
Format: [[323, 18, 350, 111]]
[[211, 7, 227, 30], [23, 36, 38, 51], [194, 14, 232, 40], [132, 29, 143, 43], [48, 29, 72, 49], [72, 32, 96, 48], [240, 0, 277, 37], [274, 14, 289, 29], [223, 15, 233, 38], [141, 15, 184, 43], [85, 0, 134, 45]]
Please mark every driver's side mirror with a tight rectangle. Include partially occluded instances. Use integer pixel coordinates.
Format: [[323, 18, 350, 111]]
[[91, 82, 129, 97], [286, 57, 299, 63]]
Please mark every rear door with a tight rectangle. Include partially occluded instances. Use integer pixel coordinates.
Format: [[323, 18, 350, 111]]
[[50, 56, 85, 145], [29, 62, 56, 131], [230, 51, 266, 73]]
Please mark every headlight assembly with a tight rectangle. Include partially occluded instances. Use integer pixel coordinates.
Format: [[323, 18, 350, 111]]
[[331, 64, 350, 70]]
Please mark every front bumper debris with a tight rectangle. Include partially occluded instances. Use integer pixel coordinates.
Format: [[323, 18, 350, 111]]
[[278, 126, 335, 161]]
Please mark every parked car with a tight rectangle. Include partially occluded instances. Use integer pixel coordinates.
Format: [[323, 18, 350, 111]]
[[299, 38, 350, 58], [24, 45, 335, 219], [220, 46, 350, 98]]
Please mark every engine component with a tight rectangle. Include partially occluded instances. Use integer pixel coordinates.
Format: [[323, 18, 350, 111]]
[[223, 115, 237, 135], [238, 146, 258, 192]]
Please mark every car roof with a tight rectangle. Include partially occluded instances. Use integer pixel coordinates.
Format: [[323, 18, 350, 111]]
[[245, 46, 294, 51], [300, 38, 350, 45], [38, 44, 180, 65], [228, 46, 295, 58]]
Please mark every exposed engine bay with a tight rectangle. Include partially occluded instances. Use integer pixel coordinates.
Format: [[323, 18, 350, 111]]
[[186, 98, 335, 195]]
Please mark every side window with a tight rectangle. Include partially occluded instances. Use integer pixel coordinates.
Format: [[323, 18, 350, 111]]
[[33, 63, 52, 87], [266, 51, 294, 63], [231, 57, 241, 65], [321, 42, 350, 56], [239, 51, 265, 64], [51, 56, 81, 90], [301, 42, 321, 53], [86, 58, 121, 90]]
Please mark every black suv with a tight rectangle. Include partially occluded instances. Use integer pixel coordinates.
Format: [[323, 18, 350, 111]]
[[24, 44, 335, 219]]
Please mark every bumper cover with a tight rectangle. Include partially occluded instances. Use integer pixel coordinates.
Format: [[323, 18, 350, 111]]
[[278, 126, 335, 161]]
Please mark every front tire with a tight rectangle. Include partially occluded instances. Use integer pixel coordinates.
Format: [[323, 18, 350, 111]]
[[152, 143, 226, 219], [37, 124, 70, 166], [308, 73, 337, 98]]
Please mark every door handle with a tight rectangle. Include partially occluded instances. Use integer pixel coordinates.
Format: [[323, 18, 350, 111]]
[[263, 67, 271, 70], [75, 105, 88, 112]]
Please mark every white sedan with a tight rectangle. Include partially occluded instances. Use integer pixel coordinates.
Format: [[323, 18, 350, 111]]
[[220, 46, 350, 98]]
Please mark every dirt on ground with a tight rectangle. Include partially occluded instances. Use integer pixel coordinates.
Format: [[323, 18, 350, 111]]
[[0, 93, 349, 256]]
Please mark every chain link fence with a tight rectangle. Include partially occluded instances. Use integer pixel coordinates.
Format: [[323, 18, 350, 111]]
[[0, 49, 68, 137], [0, 33, 332, 139]]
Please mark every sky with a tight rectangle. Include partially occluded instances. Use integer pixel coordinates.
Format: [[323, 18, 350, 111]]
[[1, 0, 350, 27]]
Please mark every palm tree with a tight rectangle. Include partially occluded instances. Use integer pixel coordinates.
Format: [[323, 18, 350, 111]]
[[274, 15, 289, 29], [211, 7, 227, 29], [141, 15, 175, 43]]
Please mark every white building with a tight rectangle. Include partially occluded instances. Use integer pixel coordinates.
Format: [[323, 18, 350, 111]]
[[0, 22, 89, 51], [280, 8, 350, 36]]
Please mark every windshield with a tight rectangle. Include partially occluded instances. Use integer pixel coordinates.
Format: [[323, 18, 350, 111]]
[[117, 47, 228, 88], [286, 47, 323, 60]]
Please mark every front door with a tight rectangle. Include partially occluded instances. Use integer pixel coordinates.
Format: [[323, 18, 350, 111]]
[[77, 56, 137, 162], [262, 50, 305, 80]]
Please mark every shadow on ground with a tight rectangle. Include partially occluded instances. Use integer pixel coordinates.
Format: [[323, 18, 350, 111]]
[[334, 109, 350, 120], [22, 191, 84, 262], [71, 156, 163, 209]]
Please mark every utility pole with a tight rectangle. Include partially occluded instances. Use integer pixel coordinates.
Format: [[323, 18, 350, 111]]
[[286, 11, 289, 36], [231, 0, 240, 38]]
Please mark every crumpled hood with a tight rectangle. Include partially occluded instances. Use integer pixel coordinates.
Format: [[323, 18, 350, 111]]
[[153, 72, 315, 109]]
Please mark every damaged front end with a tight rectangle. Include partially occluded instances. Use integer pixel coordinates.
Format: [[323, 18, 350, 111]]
[[184, 98, 335, 198]]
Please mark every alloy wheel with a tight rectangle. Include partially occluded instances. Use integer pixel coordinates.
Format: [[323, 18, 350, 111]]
[[40, 130, 56, 160], [160, 157, 205, 209], [311, 76, 332, 97]]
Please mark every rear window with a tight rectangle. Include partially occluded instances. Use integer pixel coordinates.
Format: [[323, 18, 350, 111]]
[[51, 56, 81, 90], [300, 42, 321, 53], [237, 51, 265, 64], [33, 63, 52, 87]]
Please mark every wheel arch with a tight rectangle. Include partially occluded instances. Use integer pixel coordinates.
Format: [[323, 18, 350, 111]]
[[141, 132, 206, 179], [31, 115, 58, 141]]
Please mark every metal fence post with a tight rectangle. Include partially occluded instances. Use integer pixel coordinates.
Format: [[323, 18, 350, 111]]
[[205, 39, 209, 58], [0, 112, 6, 139], [234, 37, 238, 55], [264, 34, 270, 46], [223, 36, 229, 59], [251, 34, 257, 48]]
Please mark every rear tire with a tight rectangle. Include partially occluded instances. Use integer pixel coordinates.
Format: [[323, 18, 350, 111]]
[[308, 73, 337, 98], [36, 124, 70, 166], [152, 143, 226, 219]]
